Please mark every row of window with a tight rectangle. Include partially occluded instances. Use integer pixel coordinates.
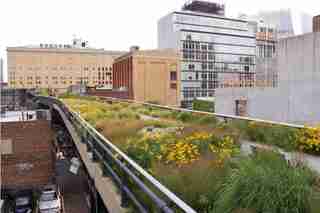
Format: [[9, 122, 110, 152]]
[[9, 66, 112, 71], [185, 63, 251, 72], [182, 41, 214, 51], [257, 44, 276, 58], [182, 89, 215, 99], [182, 80, 255, 99], [10, 80, 112, 85]]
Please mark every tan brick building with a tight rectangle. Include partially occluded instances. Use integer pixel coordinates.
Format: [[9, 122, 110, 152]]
[[7, 41, 125, 93], [113, 48, 180, 107]]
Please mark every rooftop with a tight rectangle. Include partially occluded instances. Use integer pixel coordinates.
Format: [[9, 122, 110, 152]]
[[0, 110, 37, 122], [182, 0, 225, 16], [0, 109, 50, 122]]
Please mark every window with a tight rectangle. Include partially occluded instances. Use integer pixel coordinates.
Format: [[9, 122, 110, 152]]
[[244, 66, 249, 72], [208, 53, 214, 60], [188, 64, 195, 70], [170, 83, 177, 89], [195, 72, 199, 80], [208, 63, 213, 70], [201, 73, 207, 79], [201, 63, 207, 70], [201, 44, 207, 50], [208, 44, 213, 50], [170, 71, 177, 81], [186, 34, 192, 40], [201, 81, 207, 89]]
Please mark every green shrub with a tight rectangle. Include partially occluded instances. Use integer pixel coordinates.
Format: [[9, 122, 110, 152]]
[[193, 99, 215, 112], [177, 112, 195, 122], [213, 151, 317, 213], [197, 115, 218, 125]]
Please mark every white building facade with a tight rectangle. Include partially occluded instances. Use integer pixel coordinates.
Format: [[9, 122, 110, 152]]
[[158, 5, 256, 107]]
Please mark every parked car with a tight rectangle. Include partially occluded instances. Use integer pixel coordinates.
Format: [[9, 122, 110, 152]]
[[38, 185, 61, 213], [14, 192, 32, 213]]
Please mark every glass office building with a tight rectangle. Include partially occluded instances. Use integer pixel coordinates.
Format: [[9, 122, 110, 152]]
[[158, 1, 256, 107]]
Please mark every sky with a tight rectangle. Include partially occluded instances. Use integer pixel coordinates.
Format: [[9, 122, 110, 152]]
[[1, 0, 319, 81]]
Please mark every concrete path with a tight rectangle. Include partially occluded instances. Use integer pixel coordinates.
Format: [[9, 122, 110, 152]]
[[240, 140, 320, 174], [139, 114, 160, 121]]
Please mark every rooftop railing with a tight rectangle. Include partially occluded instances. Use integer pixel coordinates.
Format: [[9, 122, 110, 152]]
[[96, 96, 305, 129]]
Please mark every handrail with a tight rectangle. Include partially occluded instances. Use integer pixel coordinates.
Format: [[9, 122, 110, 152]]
[[97, 96, 305, 129], [74, 111, 196, 213], [33, 95, 197, 213]]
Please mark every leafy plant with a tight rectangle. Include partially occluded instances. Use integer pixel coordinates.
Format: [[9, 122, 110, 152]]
[[213, 151, 317, 213]]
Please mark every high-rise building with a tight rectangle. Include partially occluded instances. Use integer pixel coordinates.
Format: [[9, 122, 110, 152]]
[[7, 38, 125, 94], [248, 20, 278, 87], [158, 0, 256, 107], [313, 15, 320, 32], [112, 48, 180, 107], [250, 9, 312, 39], [0, 58, 3, 83]]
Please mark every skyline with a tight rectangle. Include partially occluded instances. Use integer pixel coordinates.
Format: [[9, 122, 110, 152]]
[[1, 0, 320, 81]]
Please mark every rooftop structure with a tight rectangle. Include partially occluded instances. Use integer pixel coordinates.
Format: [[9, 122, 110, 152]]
[[112, 48, 180, 106], [182, 0, 225, 16]]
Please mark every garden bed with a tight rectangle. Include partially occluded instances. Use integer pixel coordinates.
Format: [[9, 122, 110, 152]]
[[62, 97, 320, 213]]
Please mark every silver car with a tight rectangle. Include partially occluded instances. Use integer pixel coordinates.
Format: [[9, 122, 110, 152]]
[[38, 186, 61, 213]]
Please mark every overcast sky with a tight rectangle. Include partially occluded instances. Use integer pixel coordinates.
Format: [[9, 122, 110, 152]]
[[1, 0, 319, 81]]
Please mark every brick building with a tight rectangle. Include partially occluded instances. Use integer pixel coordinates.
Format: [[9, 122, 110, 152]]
[[313, 15, 320, 32], [7, 38, 125, 94], [1, 110, 54, 194], [113, 48, 180, 106]]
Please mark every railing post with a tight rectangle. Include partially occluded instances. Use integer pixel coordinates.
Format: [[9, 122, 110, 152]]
[[91, 145, 99, 162], [120, 159, 130, 208]]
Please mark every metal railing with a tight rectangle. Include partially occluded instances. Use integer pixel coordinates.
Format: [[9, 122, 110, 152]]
[[33, 95, 197, 213], [95, 96, 305, 129]]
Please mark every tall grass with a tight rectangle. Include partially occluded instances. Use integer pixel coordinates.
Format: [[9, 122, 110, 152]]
[[213, 151, 317, 213]]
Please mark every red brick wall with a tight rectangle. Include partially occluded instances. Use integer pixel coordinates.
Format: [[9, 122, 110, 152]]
[[313, 15, 320, 32], [113, 56, 134, 99], [1, 120, 54, 190]]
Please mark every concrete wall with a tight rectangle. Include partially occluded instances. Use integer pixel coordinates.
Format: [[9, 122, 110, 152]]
[[215, 32, 320, 125]]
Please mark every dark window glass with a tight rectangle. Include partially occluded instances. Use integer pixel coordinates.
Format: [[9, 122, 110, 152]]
[[170, 71, 177, 81]]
